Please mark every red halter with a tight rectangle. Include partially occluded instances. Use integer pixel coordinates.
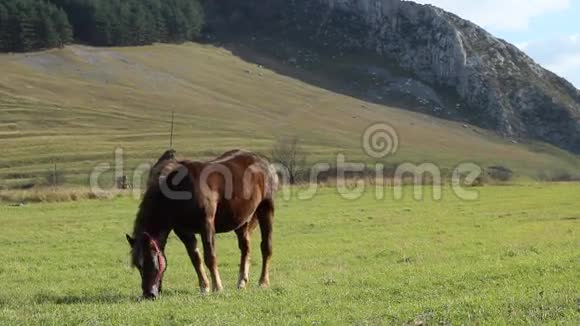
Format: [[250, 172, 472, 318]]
[[143, 232, 166, 290]]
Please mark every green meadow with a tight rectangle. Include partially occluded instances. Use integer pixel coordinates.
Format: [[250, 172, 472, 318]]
[[0, 184, 578, 325]]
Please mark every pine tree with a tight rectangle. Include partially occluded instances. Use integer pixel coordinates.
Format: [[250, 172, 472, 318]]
[[141, 6, 157, 44], [143, 0, 164, 42], [167, 5, 190, 43], [0, 3, 8, 51], [53, 8, 72, 47], [90, 3, 113, 46], [37, 13, 59, 49], [128, 3, 147, 45], [35, 3, 62, 50], [48, 0, 96, 42], [3, 1, 20, 51], [159, 1, 173, 43], [182, 0, 203, 40], [17, 9, 39, 51], [114, 1, 131, 45]]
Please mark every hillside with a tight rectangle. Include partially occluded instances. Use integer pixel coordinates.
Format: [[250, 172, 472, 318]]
[[1, 43, 579, 188], [201, 0, 580, 153]]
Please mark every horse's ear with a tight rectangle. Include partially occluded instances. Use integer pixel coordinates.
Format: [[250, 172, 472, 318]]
[[126, 234, 135, 247]]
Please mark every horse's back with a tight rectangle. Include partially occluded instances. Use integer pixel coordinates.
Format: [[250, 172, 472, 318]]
[[186, 149, 277, 200], [186, 150, 277, 232]]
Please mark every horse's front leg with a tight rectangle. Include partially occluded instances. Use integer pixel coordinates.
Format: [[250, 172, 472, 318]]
[[201, 217, 223, 292], [175, 230, 210, 294]]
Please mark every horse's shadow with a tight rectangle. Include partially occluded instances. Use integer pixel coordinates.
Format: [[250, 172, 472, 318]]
[[34, 288, 200, 305], [34, 293, 136, 305]]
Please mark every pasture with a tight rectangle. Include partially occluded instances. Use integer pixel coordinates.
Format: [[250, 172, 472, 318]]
[[0, 184, 578, 325]]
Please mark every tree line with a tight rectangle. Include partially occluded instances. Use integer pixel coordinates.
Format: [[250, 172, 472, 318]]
[[0, 0, 72, 52], [0, 0, 204, 52]]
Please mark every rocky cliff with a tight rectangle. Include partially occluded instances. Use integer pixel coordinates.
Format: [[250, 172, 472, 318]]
[[202, 0, 580, 153]]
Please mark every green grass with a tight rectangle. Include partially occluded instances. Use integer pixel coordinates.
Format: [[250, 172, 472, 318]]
[[1, 43, 579, 188], [0, 184, 578, 324]]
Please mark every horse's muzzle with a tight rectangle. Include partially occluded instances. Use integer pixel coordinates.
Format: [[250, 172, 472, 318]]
[[143, 285, 160, 300], [143, 292, 159, 300]]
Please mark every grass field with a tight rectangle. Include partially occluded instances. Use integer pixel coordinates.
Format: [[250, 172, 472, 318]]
[[0, 184, 578, 325], [1, 43, 580, 188]]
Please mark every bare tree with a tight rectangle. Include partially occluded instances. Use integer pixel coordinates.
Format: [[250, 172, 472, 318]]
[[271, 136, 306, 184], [45, 163, 65, 187]]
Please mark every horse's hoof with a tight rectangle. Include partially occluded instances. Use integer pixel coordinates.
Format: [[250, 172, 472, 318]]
[[200, 287, 210, 294], [259, 281, 270, 289], [237, 279, 248, 289]]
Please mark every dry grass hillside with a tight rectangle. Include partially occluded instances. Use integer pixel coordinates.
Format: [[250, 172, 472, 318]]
[[0, 43, 579, 187]]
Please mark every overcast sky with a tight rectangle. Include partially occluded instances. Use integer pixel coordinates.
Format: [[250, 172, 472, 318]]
[[412, 0, 580, 88]]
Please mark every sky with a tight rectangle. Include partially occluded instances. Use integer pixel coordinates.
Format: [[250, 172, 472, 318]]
[[412, 0, 580, 88]]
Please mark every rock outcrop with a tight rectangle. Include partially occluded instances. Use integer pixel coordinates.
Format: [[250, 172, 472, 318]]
[[203, 0, 580, 153]]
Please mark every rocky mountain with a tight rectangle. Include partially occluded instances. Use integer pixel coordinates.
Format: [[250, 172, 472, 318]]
[[201, 0, 580, 153]]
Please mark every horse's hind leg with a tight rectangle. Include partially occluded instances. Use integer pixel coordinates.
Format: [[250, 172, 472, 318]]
[[200, 211, 224, 292], [235, 219, 256, 289], [175, 230, 210, 293], [256, 200, 274, 288]]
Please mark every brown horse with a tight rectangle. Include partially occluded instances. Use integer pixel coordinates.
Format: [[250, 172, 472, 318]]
[[126, 150, 278, 299]]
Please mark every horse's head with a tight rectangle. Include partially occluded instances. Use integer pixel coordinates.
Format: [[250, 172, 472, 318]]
[[126, 233, 167, 299]]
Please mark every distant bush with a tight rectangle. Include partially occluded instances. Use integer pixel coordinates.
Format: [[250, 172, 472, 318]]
[[486, 166, 514, 182], [469, 174, 486, 187], [552, 172, 573, 182], [537, 170, 580, 182]]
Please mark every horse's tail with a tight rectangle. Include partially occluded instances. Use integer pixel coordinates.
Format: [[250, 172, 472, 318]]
[[250, 152, 279, 198], [267, 162, 279, 197]]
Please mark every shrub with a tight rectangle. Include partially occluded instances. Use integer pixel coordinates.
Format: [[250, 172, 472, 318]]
[[271, 136, 306, 185], [0, 187, 118, 203], [537, 170, 580, 182], [486, 166, 513, 182]]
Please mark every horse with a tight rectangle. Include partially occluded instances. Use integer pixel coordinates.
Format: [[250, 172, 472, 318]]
[[126, 149, 278, 299]]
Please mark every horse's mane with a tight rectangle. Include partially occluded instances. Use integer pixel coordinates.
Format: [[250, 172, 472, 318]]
[[131, 185, 158, 238], [130, 153, 182, 266], [133, 156, 176, 237]]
